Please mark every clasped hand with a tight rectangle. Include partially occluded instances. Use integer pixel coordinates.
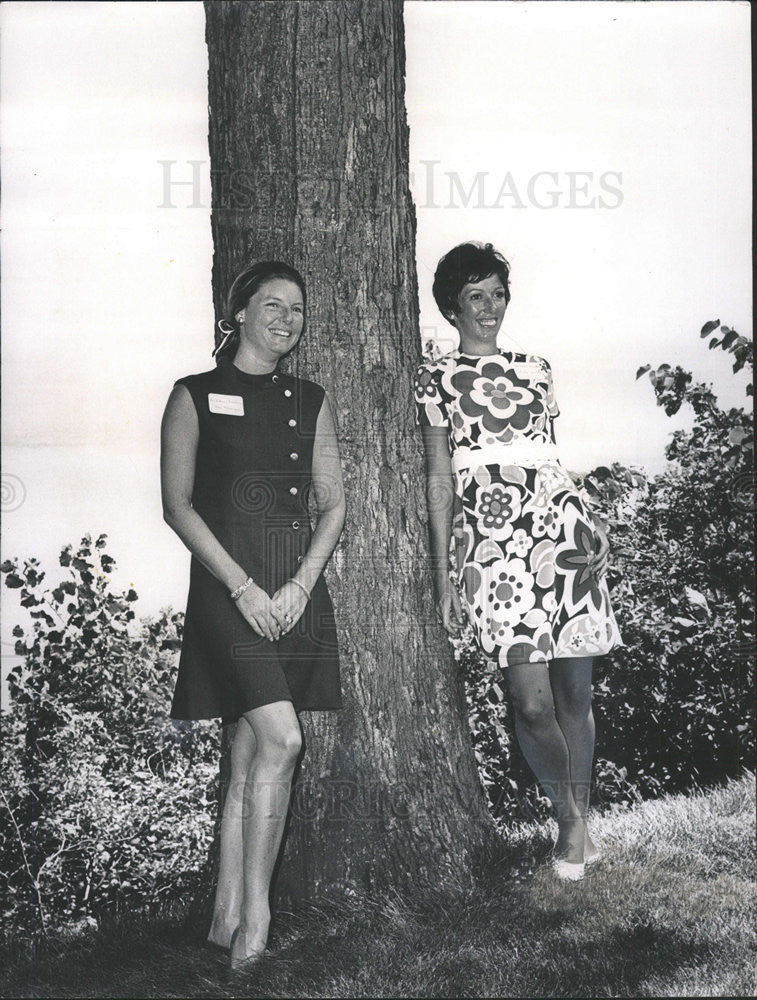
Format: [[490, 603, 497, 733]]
[[235, 580, 308, 642]]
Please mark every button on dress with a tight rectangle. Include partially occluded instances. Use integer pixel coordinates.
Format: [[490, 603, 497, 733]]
[[414, 350, 622, 669], [170, 354, 342, 721]]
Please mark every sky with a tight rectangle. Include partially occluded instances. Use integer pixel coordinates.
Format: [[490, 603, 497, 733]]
[[0, 1, 751, 659]]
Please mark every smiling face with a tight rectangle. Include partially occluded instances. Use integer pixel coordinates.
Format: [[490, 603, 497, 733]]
[[450, 273, 507, 355], [238, 277, 305, 362]]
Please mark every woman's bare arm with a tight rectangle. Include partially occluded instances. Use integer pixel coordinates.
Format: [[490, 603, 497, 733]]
[[420, 425, 464, 633], [292, 393, 346, 592], [160, 384, 285, 640]]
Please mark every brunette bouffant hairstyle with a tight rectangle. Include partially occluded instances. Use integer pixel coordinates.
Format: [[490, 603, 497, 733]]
[[432, 242, 511, 325]]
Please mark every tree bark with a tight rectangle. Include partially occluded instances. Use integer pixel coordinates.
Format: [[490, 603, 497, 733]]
[[202, 0, 498, 913]]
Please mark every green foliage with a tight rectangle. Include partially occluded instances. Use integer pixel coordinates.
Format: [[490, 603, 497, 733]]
[[0, 535, 219, 935], [587, 321, 753, 795]]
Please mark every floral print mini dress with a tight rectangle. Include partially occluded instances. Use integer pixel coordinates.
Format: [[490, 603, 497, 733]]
[[414, 350, 622, 669]]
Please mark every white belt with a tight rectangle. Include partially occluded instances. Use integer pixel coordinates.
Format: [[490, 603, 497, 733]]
[[451, 441, 560, 473]]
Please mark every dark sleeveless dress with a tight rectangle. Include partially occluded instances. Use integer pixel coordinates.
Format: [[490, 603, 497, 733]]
[[169, 354, 342, 721]]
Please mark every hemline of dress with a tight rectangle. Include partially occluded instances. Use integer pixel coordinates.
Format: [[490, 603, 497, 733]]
[[483, 648, 619, 670], [170, 699, 344, 723]]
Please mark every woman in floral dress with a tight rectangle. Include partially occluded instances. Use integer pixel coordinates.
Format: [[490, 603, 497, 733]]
[[414, 242, 622, 879]]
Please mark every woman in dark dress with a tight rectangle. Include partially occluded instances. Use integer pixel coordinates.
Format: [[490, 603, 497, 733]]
[[415, 242, 622, 880], [161, 261, 344, 969]]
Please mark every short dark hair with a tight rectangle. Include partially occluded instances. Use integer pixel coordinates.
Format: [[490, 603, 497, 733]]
[[432, 242, 511, 326], [215, 260, 307, 357]]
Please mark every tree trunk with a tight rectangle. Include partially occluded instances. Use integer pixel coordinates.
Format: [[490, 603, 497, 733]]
[[201, 0, 498, 914]]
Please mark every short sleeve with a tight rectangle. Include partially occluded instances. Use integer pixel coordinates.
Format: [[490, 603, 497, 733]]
[[542, 359, 560, 418], [309, 379, 326, 415], [413, 363, 448, 428], [172, 374, 203, 420]]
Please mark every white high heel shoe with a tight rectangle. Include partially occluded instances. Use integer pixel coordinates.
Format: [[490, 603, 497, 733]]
[[552, 857, 585, 881], [553, 818, 587, 880]]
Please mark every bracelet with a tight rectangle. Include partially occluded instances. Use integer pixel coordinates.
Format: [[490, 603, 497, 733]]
[[229, 576, 254, 601], [289, 577, 311, 600]]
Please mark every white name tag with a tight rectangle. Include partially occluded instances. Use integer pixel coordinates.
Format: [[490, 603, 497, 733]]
[[208, 393, 244, 416]]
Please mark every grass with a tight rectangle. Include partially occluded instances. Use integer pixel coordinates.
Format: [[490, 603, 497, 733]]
[[2, 774, 754, 999]]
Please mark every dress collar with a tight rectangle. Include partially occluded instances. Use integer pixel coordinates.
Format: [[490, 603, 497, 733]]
[[216, 353, 284, 386]]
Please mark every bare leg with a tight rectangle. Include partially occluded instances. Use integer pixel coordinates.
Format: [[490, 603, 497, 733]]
[[230, 700, 302, 968], [207, 720, 257, 949], [550, 656, 599, 857], [504, 663, 584, 864]]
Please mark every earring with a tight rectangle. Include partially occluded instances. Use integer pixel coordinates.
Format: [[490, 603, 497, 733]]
[[235, 311, 245, 324], [212, 319, 237, 358]]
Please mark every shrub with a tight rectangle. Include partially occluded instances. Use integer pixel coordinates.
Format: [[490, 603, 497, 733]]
[[1, 535, 219, 935], [584, 327, 753, 797]]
